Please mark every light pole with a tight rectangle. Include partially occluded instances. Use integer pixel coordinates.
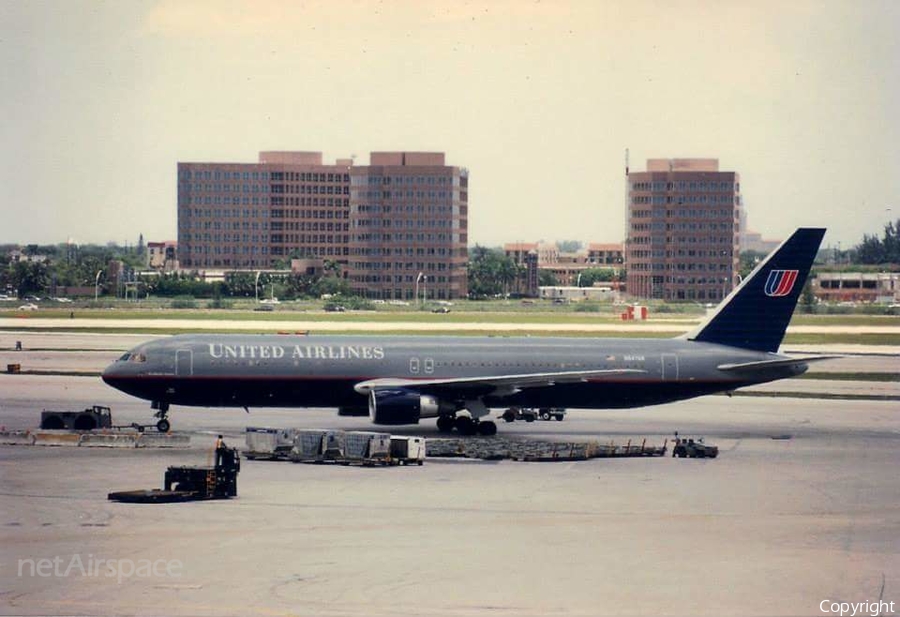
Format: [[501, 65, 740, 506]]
[[94, 270, 103, 302], [576, 272, 583, 288], [415, 272, 423, 305], [422, 274, 427, 304], [255, 271, 261, 303]]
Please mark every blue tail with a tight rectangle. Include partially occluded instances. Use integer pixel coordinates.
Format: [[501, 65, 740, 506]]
[[685, 228, 825, 353]]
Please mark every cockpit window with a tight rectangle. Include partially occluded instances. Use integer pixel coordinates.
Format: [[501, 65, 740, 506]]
[[119, 351, 147, 363], [118, 353, 131, 362]]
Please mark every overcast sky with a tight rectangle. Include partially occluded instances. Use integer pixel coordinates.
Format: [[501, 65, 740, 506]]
[[1, 0, 897, 250]]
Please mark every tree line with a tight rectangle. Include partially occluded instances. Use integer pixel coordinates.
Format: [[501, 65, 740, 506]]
[[4, 222, 895, 300], [854, 220, 900, 265]]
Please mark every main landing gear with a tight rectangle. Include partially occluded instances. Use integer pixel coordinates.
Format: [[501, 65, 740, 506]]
[[436, 414, 498, 436], [151, 401, 171, 433]]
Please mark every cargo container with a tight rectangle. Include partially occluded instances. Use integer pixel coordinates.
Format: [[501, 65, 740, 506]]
[[344, 431, 391, 465], [390, 436, 426, 465], [245, 427, 296, 460], [321, 430, 346, 461], [290, 429, 328, 462]]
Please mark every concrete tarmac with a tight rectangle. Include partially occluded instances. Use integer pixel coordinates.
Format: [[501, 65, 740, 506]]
[[1, 375, 899, 616]]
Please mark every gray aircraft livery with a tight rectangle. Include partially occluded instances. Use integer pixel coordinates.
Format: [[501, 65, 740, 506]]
[[103, 228, 827, 435]]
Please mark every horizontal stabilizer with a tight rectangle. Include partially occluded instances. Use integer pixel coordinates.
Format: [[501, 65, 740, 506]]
[[354, 368, 644, 395], [717, 356, 841, 372]]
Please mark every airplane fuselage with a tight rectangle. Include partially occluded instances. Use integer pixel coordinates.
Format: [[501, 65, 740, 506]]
[[102, 333, 804, 413]]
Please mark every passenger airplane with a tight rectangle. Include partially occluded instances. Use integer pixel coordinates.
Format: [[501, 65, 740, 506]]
[[103, 228, 828, 435]]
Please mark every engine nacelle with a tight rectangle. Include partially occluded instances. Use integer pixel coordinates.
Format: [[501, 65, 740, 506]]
[[368, 388, 440, 425]]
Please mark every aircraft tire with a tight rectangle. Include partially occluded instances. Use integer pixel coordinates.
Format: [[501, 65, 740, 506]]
[[540, 411, 551, 420], [156, 419, 171, 433], [436, 416, 455, 433], [477, 421, 497, 436], [455, 417, 477, 436]]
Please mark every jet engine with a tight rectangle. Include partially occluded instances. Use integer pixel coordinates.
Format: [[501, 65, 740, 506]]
[[368, 388, 440, 425]]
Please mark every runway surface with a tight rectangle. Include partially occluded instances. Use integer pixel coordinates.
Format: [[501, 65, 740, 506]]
[[1, 373, 899, 616]]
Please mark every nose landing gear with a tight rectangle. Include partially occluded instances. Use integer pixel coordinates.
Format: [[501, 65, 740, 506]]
[[151, 401, 171, 433]]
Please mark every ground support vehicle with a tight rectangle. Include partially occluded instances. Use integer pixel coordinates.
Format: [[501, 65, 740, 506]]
[[108, 447, 240, 503], [390, 436, 426, 465], [672, 437, 719, 459], [500, 407, 566, 423], [40, 406, 113, 431]]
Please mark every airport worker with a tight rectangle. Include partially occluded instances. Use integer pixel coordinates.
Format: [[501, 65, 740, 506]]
[[215, 435, 227, 467]]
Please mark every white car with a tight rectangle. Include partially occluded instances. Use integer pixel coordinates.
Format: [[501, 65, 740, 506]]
[[18, 303, 39, 311], [53, 297, 73, 303]]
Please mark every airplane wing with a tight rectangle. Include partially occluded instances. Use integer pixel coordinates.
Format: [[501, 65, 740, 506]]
[[354, 368, 645, 396], [717, 356, 841, 372]]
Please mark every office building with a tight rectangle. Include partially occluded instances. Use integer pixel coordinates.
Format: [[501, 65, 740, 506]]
[[177, 151, 468, 300], [626, 158, 741, 301], [348, 152, 468, 300]]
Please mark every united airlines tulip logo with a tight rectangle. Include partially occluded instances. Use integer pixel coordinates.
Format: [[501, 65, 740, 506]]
[[764, 270, 799, 297]]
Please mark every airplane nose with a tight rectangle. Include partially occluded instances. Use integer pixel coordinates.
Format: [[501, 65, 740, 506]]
[[101, 361, 121, 385]]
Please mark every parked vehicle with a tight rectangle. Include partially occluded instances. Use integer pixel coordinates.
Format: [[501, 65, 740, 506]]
[[672, 437, 719, 459], [538, 408, 566, 421], [390, 436, 426, 465], [500, 407, 566, 422], [41, 405, 113, 431], [501, 407, 536, 422]]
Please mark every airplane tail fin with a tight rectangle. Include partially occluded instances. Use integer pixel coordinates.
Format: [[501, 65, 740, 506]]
[[684, 227, 825, 353]]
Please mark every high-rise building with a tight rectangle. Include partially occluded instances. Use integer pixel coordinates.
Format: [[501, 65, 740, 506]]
[[178, 152, 352, 271], [348, 152, 468, 300], [626, 158, 741, 301], [177, 151, 468, 300]]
